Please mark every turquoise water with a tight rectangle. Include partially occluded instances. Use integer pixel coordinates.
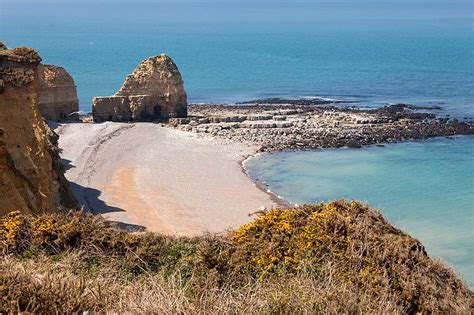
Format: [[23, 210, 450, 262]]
[[1, 1, 473, 117], [246, 136, 474, 286]]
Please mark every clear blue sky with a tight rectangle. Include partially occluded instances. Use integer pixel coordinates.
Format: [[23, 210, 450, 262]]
[[1, 0, 472, 25]]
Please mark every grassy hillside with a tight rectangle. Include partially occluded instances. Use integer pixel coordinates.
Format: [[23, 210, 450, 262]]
[[1, 200, 472, 313]]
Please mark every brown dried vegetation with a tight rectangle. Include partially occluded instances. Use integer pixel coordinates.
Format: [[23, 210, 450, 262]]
[[10, 47, 42, 63], [1, 201, 472, 313]]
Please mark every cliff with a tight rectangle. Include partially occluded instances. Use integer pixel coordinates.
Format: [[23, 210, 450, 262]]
[[0, 45, 76, 215], [38, 64, 79, 121], [93, 54, 187, 122]]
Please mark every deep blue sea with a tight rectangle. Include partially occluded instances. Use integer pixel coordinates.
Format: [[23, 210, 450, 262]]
[[2, 0, 473, 285]]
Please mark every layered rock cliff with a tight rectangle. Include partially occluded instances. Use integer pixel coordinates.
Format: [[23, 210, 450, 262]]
[[0, 45, 76, 215], [38, 64, 79, 121], [93, 54, 187, 122]]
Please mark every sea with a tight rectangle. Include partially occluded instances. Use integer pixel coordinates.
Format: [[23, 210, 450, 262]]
[[2, 0, 473, 286]]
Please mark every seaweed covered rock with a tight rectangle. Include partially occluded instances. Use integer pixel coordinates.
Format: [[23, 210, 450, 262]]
[[0, 46, 76, 215], [93, 54, 187, 122], [38, 64, 79, 121]]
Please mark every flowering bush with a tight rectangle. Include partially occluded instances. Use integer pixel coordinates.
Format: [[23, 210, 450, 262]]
[[0, 201, 471, 313]]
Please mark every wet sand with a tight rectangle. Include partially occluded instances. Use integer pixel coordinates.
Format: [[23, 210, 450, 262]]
[[56, 122, 276, 235]]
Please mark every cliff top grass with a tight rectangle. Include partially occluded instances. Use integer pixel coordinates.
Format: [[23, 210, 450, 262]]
[[1, 200, 472, 313]]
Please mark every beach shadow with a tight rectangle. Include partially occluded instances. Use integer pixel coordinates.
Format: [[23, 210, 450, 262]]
[[46, 120, 61, 129], [47, 120, 86, 129], [68, 182, 146, 232], [61, 158, 75, 171], [109, 221, 146, 232], [68, 182, 124, 215], [55, 124, 146, 232]]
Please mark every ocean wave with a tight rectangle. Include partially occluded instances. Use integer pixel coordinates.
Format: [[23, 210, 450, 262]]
[[298, 95, 357, 102]]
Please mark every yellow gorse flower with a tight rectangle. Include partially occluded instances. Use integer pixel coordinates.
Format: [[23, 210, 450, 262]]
[[0, 212, 24, 242], [231, 201, 355, 277]]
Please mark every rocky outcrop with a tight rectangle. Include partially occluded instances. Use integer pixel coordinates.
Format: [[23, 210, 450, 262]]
[[176, 102, 474, 152], [38, 64, 79, 121], [0, 46, 76, 215], [93, 54, 187, 122]]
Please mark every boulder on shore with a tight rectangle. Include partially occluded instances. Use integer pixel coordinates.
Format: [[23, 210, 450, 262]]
[[38, 64, 79, 121], [93, 54, 187, 122]]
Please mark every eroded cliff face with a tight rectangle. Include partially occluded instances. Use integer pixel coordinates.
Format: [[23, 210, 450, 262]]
[[93, 54, 187, 122], [38, 64, 79, 121], [0, 45, 76, 215]]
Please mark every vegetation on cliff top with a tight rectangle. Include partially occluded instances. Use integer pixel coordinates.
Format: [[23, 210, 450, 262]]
[[0, 47, 41, 64], [1, 200, 472, 313]]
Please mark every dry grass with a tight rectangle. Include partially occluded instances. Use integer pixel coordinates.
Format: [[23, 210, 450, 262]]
[[0, 47, 42, 63], [1, 201, 472, 313]]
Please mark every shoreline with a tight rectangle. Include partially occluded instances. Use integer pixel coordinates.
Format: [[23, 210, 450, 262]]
[[241, 133, 474, 206], [239, 154, 291, 209], [56, 122, 277, 236], [62, 99, 473, 235]]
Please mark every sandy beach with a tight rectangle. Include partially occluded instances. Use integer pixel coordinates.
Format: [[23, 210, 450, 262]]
[[56, 122, 276, 235]]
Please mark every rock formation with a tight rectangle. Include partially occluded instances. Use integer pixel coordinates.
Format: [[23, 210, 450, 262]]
[[0, 46, 76, 215], [176, 102, 474, 152], [93, 54, 187, 122], [38, 64, 79, 121]]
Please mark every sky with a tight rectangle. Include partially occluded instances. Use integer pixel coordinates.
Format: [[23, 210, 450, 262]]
[[1, 0, 472, 25]]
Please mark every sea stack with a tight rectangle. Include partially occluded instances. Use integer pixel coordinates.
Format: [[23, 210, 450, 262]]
[[92, 54, 187, 122], [0, 46, 76, 215], [38, 64, 79, 121]]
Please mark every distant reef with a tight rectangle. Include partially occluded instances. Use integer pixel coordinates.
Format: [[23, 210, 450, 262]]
[[0, 44, 76, 215], [93, 54, 187, 122], [175, 102, 474, 152]]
